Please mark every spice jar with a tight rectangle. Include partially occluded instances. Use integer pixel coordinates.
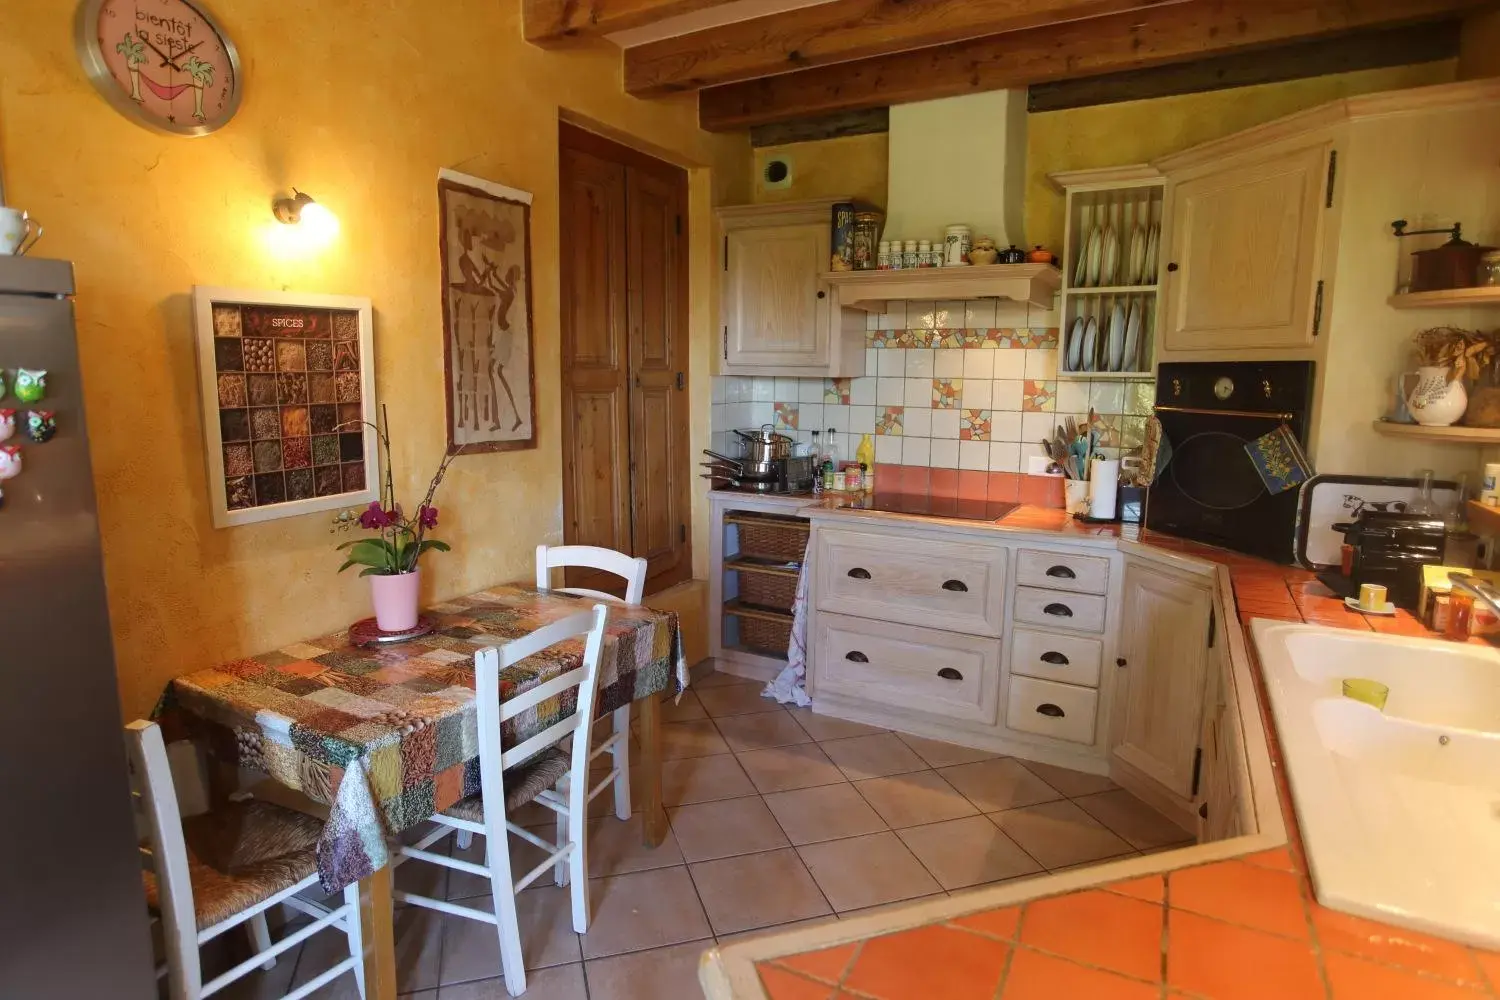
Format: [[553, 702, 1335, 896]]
[[902, 240, 918, 269], [1447, 590, 1475, 641], [877, 241, 892, 269], [852, 211, 883, 270], [1481, 250, 1500, 287]]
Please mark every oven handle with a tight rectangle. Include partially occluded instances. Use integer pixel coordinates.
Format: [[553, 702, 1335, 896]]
[[1153, 405, 1297, 421]]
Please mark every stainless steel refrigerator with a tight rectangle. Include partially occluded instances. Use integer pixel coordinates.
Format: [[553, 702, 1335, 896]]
[[0, 257, 155, 998]]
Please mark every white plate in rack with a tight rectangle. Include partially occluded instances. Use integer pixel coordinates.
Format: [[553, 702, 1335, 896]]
[[1082, 316, 1099, 372], [1106, 302, 1125, 371], [1123, 300, 1142, 372], [1067, 316, 1085, 371]]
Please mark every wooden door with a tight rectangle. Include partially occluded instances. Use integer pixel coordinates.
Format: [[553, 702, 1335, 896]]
[[1112, 559, 1213, 802], [559, 124, 691, 596], [723, 222, 828, 368], [1162, 141, 1329, 352]]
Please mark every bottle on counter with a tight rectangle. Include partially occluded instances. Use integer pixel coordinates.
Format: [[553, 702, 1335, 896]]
[[844, 464, 862, 491], [823, 428, 840, 491], [810, 430, 823, 495], [856, 433, 876, 475], [863, 463, 876, 494], [1444, 471, 1479, 564]]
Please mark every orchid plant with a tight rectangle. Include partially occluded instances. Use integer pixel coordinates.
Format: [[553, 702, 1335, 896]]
[[336, 406, 454, 577]]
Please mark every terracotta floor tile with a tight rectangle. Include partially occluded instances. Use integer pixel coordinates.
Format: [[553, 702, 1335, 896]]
[[1239, 847, 1298, 873], [689, 848, 831, 937], [666, 795, 790, 862], [949, 905, 1022, 942], [853, 770, 979, 828], [1020, 889, 1163, 982], [1170, 860, 1309, 940], [694, 669, 762, 688], [1014, 759, 1118, 798], [583, 941, 705, 1000], [735, 742, 848, 794], [1001, 947, 1158, 1000], [577, 867, 712, 960], [762, 782, 888, 845], [758, 964, 835, 1000], [1104, 874, 1165, 904], [989, 800, 1134, 869], [1072, 788, 1191, 849], [1324, 951, 1484, 999], [660, 753, 757, 807], [937, 758, 1065, 813], [1167, 910, 1323, 1000], [1311, 906, 1485, 986], [895, 732, 998, 768], [714, 711, 813, 752], [785, 707, 887, 742], [659, 689, 709, 723], [820, 733, 929, 780], [896, 815, 1042, 889], [696, 683, 786, 718], [843, 924, 1009, 1000], [659, 720, 731, 760], [772, 943, 859, 985], [797, 831, 941, 912]]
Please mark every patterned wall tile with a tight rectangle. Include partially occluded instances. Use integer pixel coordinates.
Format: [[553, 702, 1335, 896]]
[[877, 407, 905, 435], [825, 377, 852, 405], [932, 378, 961, 409], [960, 410, 993, 441], [1023, 380, 1056, 413]]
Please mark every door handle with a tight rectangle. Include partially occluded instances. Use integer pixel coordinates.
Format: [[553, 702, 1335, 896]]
[[1036, 703, 1065, 718], [1040, 651, 1069, 666], [1198, 802, 1209, 819], [845, 651, 868, 662], [1045, 565, 1076, 579], [1043, 602, 1074, 617], [1166, 262, 1179, 272], [847, 567, 871, 579], [941, 579, 968, 592], [937, 667, 963, 681]]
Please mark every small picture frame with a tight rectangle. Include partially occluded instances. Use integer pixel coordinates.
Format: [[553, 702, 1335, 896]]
[[192, 286, 379, 528]]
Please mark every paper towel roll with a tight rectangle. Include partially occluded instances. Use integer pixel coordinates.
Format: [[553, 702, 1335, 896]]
[[1089, 459, 1120, 520]]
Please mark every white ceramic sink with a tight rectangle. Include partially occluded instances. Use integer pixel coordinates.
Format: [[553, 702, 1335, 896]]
[[1252, 620, 1500, 948]]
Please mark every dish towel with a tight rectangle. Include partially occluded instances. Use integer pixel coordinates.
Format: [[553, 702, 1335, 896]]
[[763, 542, 812, 708]]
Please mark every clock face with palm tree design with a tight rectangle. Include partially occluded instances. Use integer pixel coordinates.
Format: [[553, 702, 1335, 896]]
[[75, 0, 241, 136]]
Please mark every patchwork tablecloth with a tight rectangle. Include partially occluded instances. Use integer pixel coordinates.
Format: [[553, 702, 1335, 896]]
[[156, 585, 687, 892]]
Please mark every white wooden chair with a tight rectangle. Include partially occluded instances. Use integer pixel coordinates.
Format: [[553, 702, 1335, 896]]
[[535, 544, 647, 824], [126, 720, 364, 1000], [392, 604, 609, 997]]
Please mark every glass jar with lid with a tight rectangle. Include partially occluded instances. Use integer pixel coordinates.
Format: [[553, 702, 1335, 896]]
[[1480, 250, 1500, 287]]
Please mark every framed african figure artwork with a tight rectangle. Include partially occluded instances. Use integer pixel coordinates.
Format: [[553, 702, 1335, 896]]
[[191, 286, 379, 528], [437, 168, 537, 454]]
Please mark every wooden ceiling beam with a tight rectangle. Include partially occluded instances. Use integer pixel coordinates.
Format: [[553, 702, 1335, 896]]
[[523, 0, 742, 45], [625, 0, 1188, 95], [697, 0, 1486, 131]]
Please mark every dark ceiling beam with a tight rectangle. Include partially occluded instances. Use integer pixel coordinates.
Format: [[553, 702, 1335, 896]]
[[750, 107, 890, 147], [523, 0, 742, 45]]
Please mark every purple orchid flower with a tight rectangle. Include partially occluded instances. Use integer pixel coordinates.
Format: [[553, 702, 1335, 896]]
[[358, 501, 392, 530], [419, 505, 439, 529]]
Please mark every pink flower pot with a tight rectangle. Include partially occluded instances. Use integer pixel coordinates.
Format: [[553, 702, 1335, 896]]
[[370, 569, 421, 632]]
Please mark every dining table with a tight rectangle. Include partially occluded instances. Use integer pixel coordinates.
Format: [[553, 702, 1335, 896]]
[[155, 582, 688, 1000]]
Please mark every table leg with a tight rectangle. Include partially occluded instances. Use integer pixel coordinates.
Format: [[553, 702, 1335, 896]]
[[357, 866, 398, 1000], [638, 694, 666, 847]]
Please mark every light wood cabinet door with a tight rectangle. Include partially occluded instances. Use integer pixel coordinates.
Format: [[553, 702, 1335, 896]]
[[1162, 141, 1329, 352], [1113, 559, 1214, 802], [723, 222, 829, 368]]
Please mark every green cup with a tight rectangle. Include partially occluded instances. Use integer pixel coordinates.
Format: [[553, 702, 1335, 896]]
[[1342, 678, 1390, 711]]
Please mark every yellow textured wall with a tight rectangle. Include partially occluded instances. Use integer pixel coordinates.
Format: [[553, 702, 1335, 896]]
[[1024, 61, 1457, 254], [0, 1, 748, 718], [751, 133, 889, 208]]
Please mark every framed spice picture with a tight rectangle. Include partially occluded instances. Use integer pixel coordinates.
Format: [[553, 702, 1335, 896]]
[[192, 286, 379, 528], [437, 167, 537, 454]]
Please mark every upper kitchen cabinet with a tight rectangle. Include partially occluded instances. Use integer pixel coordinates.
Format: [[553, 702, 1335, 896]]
[[719, 199, 866, 377], [1158, 138, 1332, 354]]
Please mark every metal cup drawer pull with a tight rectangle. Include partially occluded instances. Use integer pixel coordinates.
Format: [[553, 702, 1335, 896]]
[[1045, 565, 1077, 579], [941, 579, 968, 592], [845, 650, 869, 662], [847, 567, 871, 579], [1036, 703, 1066, 718], [1043, 602, 1074, 617], [1039, 651, 1070, 666], [937, 667, 964, 681]]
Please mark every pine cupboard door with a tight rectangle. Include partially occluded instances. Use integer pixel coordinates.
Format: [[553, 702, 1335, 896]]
[[723, 222, 829, 368], [626, 165, 691, 591], [1112, 559, 1214, 803], [559, 139, 632, 585], [1161, 141, 1329, 352]]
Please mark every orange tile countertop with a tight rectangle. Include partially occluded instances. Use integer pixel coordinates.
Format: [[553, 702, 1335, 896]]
[[699, 504, 1500, 1000]]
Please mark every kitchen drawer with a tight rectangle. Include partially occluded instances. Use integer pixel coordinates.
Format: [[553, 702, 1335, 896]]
[[815, 612, 1001, 725], [1016, 548, 1111, 596], [1013, 586, 1107, 633], [1010, 628, 1103, 688], [815, 528, 1007, 637], [1006, 676, 1099, 745]]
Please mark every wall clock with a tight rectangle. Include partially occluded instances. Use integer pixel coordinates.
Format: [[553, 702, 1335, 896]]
[[74, 0, 241, 137]]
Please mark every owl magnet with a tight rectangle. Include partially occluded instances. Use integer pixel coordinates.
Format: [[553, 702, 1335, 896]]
[[0, 445, 21, 481], [0, 410, 14, 442], [13, 369, 46, 404], [25, 411, 54, 443]]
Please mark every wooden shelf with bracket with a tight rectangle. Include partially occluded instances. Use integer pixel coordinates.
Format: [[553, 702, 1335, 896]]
[[1370, 420, 1500, 443]]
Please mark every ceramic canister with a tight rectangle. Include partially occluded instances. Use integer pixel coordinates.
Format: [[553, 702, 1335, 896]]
[[945, 225, 971, 266]]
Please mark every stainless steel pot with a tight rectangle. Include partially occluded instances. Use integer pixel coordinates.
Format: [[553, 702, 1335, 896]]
[[733, 424, 793, 462]]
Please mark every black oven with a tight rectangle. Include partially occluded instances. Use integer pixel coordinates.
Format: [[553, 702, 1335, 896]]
[[1146, 361, 1314, 564]]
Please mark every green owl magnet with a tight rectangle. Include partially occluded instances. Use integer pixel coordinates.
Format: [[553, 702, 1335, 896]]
[[13, 369, 46, 404], [25, 411, 54, 443]]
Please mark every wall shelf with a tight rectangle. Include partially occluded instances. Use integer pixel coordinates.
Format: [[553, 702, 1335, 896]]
[[1387, 287, 1500, 309], [1370, 420, 1500, 443], [1057, 370, 1154, 381], [821, 264, 1061, 312], [1064, 284, 1159, 296]]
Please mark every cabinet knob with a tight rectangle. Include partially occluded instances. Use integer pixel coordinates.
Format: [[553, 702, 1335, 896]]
[[1043, 602, 1074, 617], [941, 579, 968, 592], [937, 667, 963, 681], [1045, 565, 1076, 579], [816, 290, 826, 299], [847, 567, 871, 579], [1166, 262, 1180, 272], [845, 650, 869, 663], [1040, 651, 1070, 666], [1198, 802, 1209, 819], [1036, 703, 1065, 718], [1116, 657, 1127, 667]]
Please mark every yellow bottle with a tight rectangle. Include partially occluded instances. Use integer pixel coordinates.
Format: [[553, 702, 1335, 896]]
[[856, 433, 876, 487]]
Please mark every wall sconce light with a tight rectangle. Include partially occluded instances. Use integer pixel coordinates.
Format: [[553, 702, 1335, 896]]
[[271, 189, 339, 245]]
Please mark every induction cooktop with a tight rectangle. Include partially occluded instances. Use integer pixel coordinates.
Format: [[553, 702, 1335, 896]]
[[855, 493, 1020, 521]]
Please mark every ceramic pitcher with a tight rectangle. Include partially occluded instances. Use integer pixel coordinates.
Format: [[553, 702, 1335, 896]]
[[1403, 365, 1468, 427], [0, 208, 41, 256]]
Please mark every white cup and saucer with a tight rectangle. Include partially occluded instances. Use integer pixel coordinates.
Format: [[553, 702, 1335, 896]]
[[1344, 582, 1396, 616]]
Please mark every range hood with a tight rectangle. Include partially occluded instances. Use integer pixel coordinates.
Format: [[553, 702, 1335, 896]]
[[824, 89, 1058, 310]]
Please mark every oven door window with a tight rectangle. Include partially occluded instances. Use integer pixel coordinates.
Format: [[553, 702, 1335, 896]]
[[1161, 418, 1283, 511]]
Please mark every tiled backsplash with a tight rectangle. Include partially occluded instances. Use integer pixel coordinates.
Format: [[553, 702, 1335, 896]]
[[710, 299, 1153, 474]]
